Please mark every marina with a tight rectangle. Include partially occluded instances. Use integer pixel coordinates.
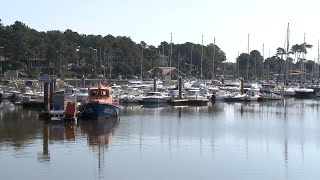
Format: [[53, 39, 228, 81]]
[[1, 97, 320, 179], [2, 4, 320, 179]]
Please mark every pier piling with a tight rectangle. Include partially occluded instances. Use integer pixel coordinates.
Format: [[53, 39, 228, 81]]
[[44, 82, 49, 111], [178, 77, 182, 99]]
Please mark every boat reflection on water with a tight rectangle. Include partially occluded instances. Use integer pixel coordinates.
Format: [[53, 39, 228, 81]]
[[0, 99, 16, 111], [38, 117, 119, 178], [43, 117, 120, 147], [142, 102, 167, 108], [79, 117, 119, 147], [79, 117, 119, 177]]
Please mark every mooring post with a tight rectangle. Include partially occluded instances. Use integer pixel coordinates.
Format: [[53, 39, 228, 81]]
[[178, 77, 182, 99], [43, 82, 49, 111], [49, 79, 55, 110], [81, 75, 85, 87], [153, 77, 157, 92], [240, 77, 244, 94]]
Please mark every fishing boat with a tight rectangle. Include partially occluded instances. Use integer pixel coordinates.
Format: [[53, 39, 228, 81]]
[[78, 85, 120, 119]]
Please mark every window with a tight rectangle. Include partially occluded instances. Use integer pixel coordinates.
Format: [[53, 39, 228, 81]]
[[91, 90, 97, 96]]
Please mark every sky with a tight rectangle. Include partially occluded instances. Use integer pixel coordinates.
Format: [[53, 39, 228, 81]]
[[1, 0, 320, 63]]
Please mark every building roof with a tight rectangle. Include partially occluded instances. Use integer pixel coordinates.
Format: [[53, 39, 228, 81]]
[[147, 67, 186, 77]]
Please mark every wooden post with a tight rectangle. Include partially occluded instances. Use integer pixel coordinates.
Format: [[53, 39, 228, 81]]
[[153, 77, 157, 92], [49, 79, 55, 110], [43, 82, 49, 111], [240, 77, 244, 94], [81, 75, 85, 87], [178, 77, 182, 99]]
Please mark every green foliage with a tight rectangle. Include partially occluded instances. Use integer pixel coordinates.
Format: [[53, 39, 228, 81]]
[[25, 67, 39, 78], [0, 21, 228, 79]]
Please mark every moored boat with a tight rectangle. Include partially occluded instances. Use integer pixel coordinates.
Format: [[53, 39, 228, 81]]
[[78, 85, 120, 119], [76, 87, 89, 102], [141, 92, 168, 104], [294, 87, 314, 98]]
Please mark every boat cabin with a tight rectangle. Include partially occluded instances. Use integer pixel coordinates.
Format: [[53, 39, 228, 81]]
[[186, 89, 200, 97], [89, 86, 111, 97]]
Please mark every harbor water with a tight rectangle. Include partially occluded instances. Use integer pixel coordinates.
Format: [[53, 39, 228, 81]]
[[1, 98, 320, 179]]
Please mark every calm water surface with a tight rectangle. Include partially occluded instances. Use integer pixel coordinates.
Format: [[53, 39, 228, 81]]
[[1, 98, 320, 180]]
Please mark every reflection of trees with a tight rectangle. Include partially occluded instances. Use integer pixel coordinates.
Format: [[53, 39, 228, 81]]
[[0, 100, 41, 149]]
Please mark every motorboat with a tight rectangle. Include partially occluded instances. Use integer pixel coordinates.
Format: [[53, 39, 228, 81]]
[[141, 92, 168, 104], [241, 90, 260, 101], [78, 85, 120, 119], [76, 87, 89, 102], [185, 88, 209, 105]]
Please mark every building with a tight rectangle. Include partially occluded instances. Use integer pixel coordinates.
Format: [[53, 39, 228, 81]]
[[147, 67, 186, 81]]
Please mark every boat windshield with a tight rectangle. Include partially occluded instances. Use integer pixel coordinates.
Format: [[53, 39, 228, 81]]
[[79, 88, 88, 93], [90, 89, 109, 97]]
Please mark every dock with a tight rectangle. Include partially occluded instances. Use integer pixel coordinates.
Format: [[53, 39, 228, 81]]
[[168, 98, 209, 106], [168, 99, 189, 106], [18, 101, 45, 109]]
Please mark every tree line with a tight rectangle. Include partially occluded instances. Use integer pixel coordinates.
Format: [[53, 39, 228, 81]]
[[0, 20, 227, 79], [235, 42, 317, 83]]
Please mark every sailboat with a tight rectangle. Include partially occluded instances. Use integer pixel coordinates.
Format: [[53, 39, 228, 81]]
[[294, 33, 314, 98]]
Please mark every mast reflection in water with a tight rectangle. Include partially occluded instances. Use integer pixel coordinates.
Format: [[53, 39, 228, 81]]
[[1, 98, 320, 179]]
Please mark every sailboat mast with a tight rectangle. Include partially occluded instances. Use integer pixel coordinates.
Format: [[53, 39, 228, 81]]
[[141, 48, 143, 82], [169, 33, 173, 80], [247, 33, 250, 80], [201, 35, 204, 81], [302, 33, 306, 84], [170, 33, 173, 67], [191, 44, 193, 68], [262, 43, 264, 79], [178, 50, 180, 71], [162, 44, 164, 67], [268, 49, 270, 81], [212, 37, 216, 79], [237, 51, 239, 78], [316, 39, 320, 83], [284, 23, 290, 85]]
